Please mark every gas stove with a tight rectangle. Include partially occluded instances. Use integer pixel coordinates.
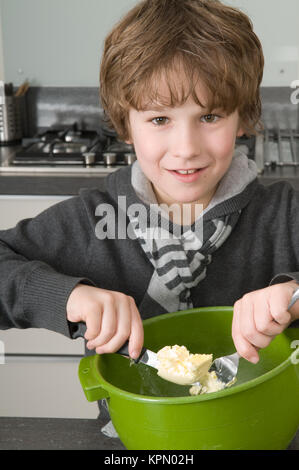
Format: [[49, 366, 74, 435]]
[[1, 123, 137, 174]]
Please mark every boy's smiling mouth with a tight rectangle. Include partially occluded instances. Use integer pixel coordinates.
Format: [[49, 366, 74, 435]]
[[167, 167, 208, 182], [174, 169, 199, 175]]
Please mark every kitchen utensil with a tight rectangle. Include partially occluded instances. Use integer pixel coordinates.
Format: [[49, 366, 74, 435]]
[[0, 81, 25, 143], [78, 306, 299, 450], [208, 287, 299, 385], [14, 81, 29, 97], [4, 83, 13, 96], [0, 81, 5, 105], [73, 322, 212, 385], [73, 321, 161, 369]]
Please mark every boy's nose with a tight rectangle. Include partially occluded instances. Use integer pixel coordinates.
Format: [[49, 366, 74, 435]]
[[169, 124, 201, 160]]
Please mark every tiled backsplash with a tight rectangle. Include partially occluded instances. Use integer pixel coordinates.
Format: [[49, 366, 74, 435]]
[[261, 87, 299, 131], [23, 87, 103, 136], [21, 86, 299, 136]]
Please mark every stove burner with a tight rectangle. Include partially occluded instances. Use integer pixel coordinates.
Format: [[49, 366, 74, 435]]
[[13, 122, 136, 169], [52, 142, 89, 154]]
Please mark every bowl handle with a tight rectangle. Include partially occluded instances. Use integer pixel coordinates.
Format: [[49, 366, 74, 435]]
[[78, 355, 110, 402]]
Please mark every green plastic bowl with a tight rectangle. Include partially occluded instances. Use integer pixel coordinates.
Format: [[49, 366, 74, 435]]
[[78, 307, 299, 450]]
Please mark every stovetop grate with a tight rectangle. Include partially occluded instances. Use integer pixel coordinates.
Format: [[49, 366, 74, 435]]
[[264, 128, 299, 167], [12, 123, 136, 168], [254, 128, 299, 175]]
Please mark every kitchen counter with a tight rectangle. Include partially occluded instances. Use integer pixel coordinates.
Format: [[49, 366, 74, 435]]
[[0, 173, 108, 196], [0, 145, 109, 195], [0, 144, 111, 195], [0, 416, 298, 450], [0, 416, 126, 450]]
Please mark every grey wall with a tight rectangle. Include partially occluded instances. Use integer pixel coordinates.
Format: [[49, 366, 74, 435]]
[[1, 0, 299, 87], [0, 0, 137, 86]]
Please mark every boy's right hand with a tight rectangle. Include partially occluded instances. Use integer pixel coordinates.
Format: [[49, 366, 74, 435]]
[[66, 284, 144, 360]]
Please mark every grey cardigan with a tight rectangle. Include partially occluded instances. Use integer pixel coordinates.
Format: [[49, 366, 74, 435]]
[[0, 165, 299, 336]]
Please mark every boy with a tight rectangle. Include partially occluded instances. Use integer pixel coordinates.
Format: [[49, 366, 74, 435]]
[[0, 0, 299, 371]]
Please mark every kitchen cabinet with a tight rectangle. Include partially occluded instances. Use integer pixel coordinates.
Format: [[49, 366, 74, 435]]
[[0, 194, 98, 418], [0, 194, 70, 230], [0, 359, 98, 419]]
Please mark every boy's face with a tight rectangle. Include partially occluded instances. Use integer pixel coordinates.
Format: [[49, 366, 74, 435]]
[[126, 78, 244, 210]]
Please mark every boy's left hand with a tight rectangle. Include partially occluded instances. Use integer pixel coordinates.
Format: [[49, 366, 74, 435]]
[[232, 280, 299, 364]]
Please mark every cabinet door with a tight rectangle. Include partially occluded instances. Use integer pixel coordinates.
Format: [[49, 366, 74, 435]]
[[0, 195, 70, 230], [0, 359, 98, 419]]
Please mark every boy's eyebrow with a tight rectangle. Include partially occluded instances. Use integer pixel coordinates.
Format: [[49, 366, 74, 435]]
[[139, 104, 222, 114], [139, 104, 170, 113]]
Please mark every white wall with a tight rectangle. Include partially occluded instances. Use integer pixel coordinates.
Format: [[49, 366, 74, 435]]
[[0, 6, 5, 80], [224, 0, 299, 86], [0, 0, 298, 87]]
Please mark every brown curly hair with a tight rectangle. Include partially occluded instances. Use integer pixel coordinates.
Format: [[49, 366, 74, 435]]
[[100, 0, 264, 141]]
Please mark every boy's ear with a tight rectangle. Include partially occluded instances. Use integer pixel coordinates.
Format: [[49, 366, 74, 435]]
[[236, 115, 245, 138], [125, 122, 133, 144], [237, 120, 245, 137]]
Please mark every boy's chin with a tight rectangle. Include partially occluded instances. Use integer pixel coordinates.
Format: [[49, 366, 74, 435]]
[[169, 192, 207, 205], [152, 183, 213, 207]]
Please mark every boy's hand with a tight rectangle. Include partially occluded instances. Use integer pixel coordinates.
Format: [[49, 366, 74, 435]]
[[66, 284, 144, 359], [232, 281, 299, 364]]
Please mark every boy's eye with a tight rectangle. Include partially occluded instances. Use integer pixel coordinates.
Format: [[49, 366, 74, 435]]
[[151, 117, 169, 126], [201, 114, 220, 123]]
